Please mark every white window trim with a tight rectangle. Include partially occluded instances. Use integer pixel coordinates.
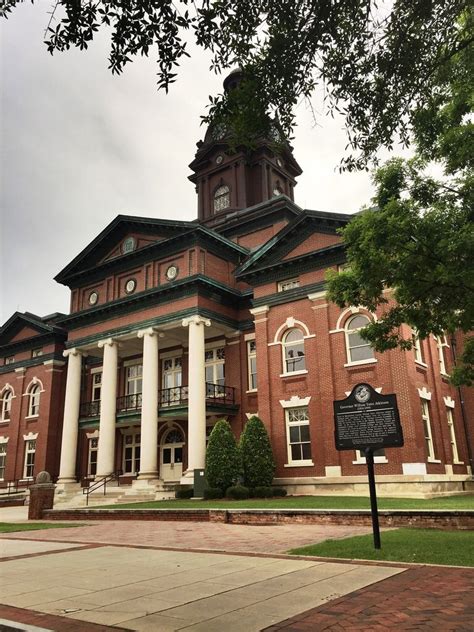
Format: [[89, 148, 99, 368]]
[[344, 358, 378, 368], [421, 399, 437, 461], [273, 318, 311, 343], [446, 408, 463, 464], [247, 340, 257, 393], [159, 349, 184, 360], [418, 387, 432, 400], [121, 428, 141, 476], [25, 381, 43, 419], [281, 329, 307, 375], [244, 332, 256, 342], [435, 335, 449, 376], [90, 366, 103, 374], [204, 339, 226, 351], [344, 315, 375, 365], [353, 451, 388, 465], [280, 395, 311, 408], [284, 405, 314, 467], [280, 369, 309, 378], [23, 436, 37, 480], [278, 278, 300, 292], [0, 386, 14, 422]]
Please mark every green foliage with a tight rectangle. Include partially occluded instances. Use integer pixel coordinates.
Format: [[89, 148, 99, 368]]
[[226, 485, 249, 500], [240, 416, 275, 488], [327, 22, 474, 384], [2, 1, 471, 167], [205, 419, 241, 492], [272, 487, 288, 497], [175, 487, 194, 499], [253, 486, 273, 498], [203, 487, 224, 500]]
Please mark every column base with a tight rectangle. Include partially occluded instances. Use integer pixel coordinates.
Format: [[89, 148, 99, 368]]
[[137, 471, 159, 481], [180, 470, 195, 485], [132, 477, 162, 490]]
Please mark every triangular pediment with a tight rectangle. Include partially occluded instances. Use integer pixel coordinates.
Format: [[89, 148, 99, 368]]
[[101, 233, 165, 263], [236, 209, 351, 279], [0, 312, 65, 347]]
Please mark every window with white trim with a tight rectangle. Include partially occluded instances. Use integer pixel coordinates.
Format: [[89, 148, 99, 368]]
[[421, 400, 436, 460], [162, 357, 182, 405], [123, 432, 141, 475], [126, 365, 142, 395], [1, 389, 13, 421], [0, 443, 7, 480], [435, 335, 448, 374], [286, 407, 312, 464], [87, 437, 99, 477], [283, 329, 306, 373], [412, 331, 425, 364], [31, 348, 43, 358], [23, 439, 36, 478], [345, 314, 374, 363], [4, 357, 15, 366], [446, 409, 460, 463], [278, 278, 300, 292], [92, 371, 102, 401], [205, 347, 225, 389], [27, 384, 41, 417], [213, 185, 230, 213], [247, 340, 257, 390]]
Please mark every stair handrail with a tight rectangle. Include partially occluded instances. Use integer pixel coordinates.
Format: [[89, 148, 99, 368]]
[[83, 470, 122, 506]]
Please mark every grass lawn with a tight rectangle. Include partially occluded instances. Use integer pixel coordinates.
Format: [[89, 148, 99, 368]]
[[288, 528, 474, 567], [97, 494, 474, 510], [0, 522, 85, 533]]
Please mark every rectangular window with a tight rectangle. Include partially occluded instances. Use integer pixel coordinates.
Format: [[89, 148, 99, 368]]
[[436, 336, 448, 374], [24, 439, 36, 479], [162, 357, 182, 405], [92, 371, 102, 401], [421, 400, 435, 460], [286, 407, 312, 464], [0, 444, 7, 480], [247, 340, 257, 391], [88, 437, 98, 477], [31, 348, 43, 358], [5, 357, 15, 366], [278, 278, 300, 292], [412, 331, 424, 364], [205, 347, 225, 396], [122, 433, 141, 475], [126, 365, 143, 400], [446, 409, 460, 463]]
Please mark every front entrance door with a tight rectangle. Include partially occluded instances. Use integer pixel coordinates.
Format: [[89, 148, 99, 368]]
[[160, 427, 184, 481]]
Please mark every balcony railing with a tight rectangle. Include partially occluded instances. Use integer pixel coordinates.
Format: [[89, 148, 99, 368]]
[[79, 383, 237, 418]]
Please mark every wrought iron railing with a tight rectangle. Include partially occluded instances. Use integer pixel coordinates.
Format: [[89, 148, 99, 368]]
[[116, 393, 142, 412], [78, 383, 236, 417], [83, 469, 122, 506]]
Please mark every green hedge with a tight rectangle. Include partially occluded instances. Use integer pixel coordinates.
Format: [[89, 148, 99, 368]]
[[226, 485, 250, 499]]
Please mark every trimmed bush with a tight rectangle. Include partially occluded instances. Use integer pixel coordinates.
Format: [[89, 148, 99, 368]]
[[206, 419, 242, 491], [240, 415, 275, 488], [175, 487, 194, 499], [254, 486, 273, 498], [226, 485, 250, 500], [272, 487, 288, 497], [203, 487, 224, 499]]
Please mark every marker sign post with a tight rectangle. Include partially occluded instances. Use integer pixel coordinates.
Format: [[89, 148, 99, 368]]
[[334, 383, 404, 549]]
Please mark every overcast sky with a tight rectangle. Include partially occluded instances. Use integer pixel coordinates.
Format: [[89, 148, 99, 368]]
[[1, 2, 407, 324]]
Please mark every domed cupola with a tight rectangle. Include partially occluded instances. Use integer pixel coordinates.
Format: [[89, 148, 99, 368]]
[[189, 69, 302, 225]]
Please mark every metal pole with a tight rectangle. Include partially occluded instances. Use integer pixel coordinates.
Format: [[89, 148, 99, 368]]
[[365, 447, 381, 549]]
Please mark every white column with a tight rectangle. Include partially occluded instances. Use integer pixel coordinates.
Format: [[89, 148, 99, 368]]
[[182, 315, 211, 476], [96, 338, 119, 477], [58, 348, 86, 483], [137, 327, 161, 480]]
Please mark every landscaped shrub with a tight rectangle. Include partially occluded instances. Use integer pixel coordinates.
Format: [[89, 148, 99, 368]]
[[206, 419, 241, 491], [272, 487, 288, 497], [253, 486, 273, 498], [175, 487, 194, 499], [226, 485, 250, 500], [239, 415, 275, 488], [203, 487, 224, 500]]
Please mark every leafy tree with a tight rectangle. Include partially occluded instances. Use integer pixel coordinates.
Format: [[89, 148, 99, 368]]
[[240, 415, 275, 488], [2, 1, 471, 167], [205, 419, 241, 491], [327, 19, 473, 385]]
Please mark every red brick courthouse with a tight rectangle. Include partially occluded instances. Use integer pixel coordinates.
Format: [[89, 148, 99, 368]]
[[1, 71, 472, 499]]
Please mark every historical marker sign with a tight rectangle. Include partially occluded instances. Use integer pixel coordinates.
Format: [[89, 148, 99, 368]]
[[334, 383, 403, 452]]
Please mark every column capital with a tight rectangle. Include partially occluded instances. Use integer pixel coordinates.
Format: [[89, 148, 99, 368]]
[[182, 315, 211, 328], [137, 327, 164, 339], [63, 348, 88, 359], [98, 337, 119, 350]]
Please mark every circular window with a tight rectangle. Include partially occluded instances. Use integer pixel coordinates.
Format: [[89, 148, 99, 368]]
[[125, 278, 136, 294], [121, 237, 136, 254], [166, 265, 178, 281], [88, 291, 98, 305], [216, 154, 223, 164]]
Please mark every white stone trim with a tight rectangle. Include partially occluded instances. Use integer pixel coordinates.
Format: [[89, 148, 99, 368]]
[[249, 305, 269, 316], [0, 436, 9, 444], [273, 317, 311, 343], [279, 395, 311, 408], [284, 461, 314, 468], [204, 338, 226, 350], [64, 348, 88, 359], [23, 377, 45, 396], [43, 359, 66, 367], [353, 451, 388, 464], [123, 358, 143, 368], [182, 315, 211, 328], [402, 462, 427, 475], [90, 366, 103, 374], [23, 431, 38, 441], [86, 429, 100, 439], [14, 367, 26, 374], [245, 412, 258, 420], [160, 348, 183, 360], [443, 396, 455, 409], [0, 383, 15, 398], [307, 291, 326, 301], [137, 327, 163, 339], [244, 332, 256, 341], [325, 465, 341, 477], [345, 387, 382, 397], [418, 386, 432, 400], [330, 306, 377, 333], [279, 369, 309, 378], [344, 359, 378, 368]]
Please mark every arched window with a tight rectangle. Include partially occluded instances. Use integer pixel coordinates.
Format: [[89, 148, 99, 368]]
[[283, 329, 306, 373], [1, 390, 13, 421], [213, 185, 230, 213], [345, 314, 374, 363], [27, 384, 41, 417]]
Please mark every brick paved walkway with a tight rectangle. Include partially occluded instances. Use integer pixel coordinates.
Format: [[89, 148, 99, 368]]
[[263, 566, 474, 631], [0, 520, 371, 554]]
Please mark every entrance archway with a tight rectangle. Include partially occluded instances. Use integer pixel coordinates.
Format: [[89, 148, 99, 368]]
[[160, 426, 184, 481]]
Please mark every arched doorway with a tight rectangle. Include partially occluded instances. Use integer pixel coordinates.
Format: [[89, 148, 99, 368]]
[[160, 426, 184, 481]]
